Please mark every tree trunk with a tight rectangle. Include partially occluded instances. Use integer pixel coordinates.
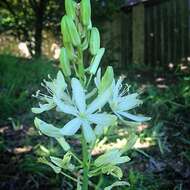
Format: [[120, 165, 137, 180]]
[[33, 0, 48, 57]]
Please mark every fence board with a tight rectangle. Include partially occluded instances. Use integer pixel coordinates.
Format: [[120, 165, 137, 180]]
[[121, 0, 190, 67]]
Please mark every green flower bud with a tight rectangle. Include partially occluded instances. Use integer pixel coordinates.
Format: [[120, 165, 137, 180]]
[[60, 47, 71, 77], [90, 27, 100, 55], [80, 0, 91, 26], [65, 0, 76, 20]]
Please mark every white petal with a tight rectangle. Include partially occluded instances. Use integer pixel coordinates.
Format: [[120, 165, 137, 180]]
[[31, 103, 55, 114], [113, 78, 122, 101], [118, 111, 151, 122], [88, 113, 117, 126], [117, 93, 141, 111], [71, 78, 86, 112], [94, 68, 101, 88], [55, 71, 67, 98], [87, 87, 111, 114], [60, 118, 81, 136], [94, 124, 108, 136], [34, 117, 62, 138], [54, 97, 78, 116], [82, 121, 96, 143]]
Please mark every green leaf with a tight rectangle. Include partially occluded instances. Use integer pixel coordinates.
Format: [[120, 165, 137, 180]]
[[89, 48, 105, 75], [99, 66, 114, 94], [56, 137, 70, 151], [104, 181, 130, 190], [121, 133, 138, 153], [50, 152, 74, 171], [38, 157, 61, 174], [102, 164, 123, 179]]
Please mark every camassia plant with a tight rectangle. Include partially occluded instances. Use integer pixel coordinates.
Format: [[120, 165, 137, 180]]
[[32, 0, 150, 189]]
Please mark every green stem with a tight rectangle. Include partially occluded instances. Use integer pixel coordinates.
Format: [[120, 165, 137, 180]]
[[60, 171, 80, 184], [86, 74, 93, 88], [82, 134, 89, 190], [70, 151, 83, 165]]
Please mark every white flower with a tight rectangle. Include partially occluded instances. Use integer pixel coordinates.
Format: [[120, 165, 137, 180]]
[[34, 76, 117, 143], [109, 78, 151, 122], [59, 78, 117, 143], [32, 71, 72, 114]]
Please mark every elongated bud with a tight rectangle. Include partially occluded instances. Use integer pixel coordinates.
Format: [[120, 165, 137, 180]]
[[65, 43, 75, 60], [89, 48, 105, 75], [60, 48, 71, 77], [90, 27, 100, 55], [61, 16, 81, 47], [61, 16, 70, 44], [80, 0, 91, 26], [99, 66, 114, 94], [65, 15, 81, 47], [65, 0, 76, 20]]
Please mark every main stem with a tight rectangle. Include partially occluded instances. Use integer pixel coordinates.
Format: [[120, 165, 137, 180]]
[[82, 134, 89, 190]]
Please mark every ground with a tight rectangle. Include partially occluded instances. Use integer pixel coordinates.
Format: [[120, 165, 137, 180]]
[[0, 55, 190, 190]]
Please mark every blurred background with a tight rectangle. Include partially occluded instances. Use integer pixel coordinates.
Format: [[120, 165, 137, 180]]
[[0, 0, 190, 189]]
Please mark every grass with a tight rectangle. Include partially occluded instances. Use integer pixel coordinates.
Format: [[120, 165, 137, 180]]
[[0, 54, 190, 189], [0, 54, 57, 125]]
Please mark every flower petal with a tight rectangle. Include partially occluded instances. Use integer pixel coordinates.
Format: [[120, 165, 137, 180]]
[[94, 68, 101, 88], [55, 71, 67, 98], [34, 117, 62, 138], [60, 118, 81, 136], [82, 121, 96, 143], [94, 149, 130, 167], [88, 113, 117, 126], [54, 97, 78, 116], [31, 102, 55, 114], [71, 78, 86, 112], [117, 93, 142, 111], [87, 87, 112, 114], [94, 124, 108, 136], [118, 111, 151, 122]]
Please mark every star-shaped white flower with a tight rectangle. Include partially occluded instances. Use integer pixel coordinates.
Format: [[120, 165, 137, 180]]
[[58, 78, 117, 143], [32, 71, 72, 114], [109, 78, 151, 122], [34, 77, 117, 143]]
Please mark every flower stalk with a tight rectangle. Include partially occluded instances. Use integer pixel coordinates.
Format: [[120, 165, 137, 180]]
[[31, 0, 150, 189], [82, 132, 89, 190]]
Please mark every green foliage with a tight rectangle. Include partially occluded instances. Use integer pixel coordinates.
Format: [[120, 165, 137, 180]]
[[0, 54, 56, 124]]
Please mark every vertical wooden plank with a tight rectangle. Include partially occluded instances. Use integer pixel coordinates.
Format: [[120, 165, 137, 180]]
[[127, 10, 133, 67], [121, 12, 127, 68], [184, 0, 190, 62], [132, 3, 145, 64], [180, 0, 186, 61], [155, 3, 161, 66], [160, 2, 164, 66], [167, 0, 173, 65], [153, 5, 157, 66], [176, 0, 182, 63], [145, 5, 151, 65], [148, 6, 154, 66], [172, 0, 178, 65], [163, 1, 169, 67], [181, 0, 189, 63]]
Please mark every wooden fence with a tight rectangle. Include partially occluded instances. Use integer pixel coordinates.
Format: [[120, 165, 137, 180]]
[[120, 0, 190, 67]]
